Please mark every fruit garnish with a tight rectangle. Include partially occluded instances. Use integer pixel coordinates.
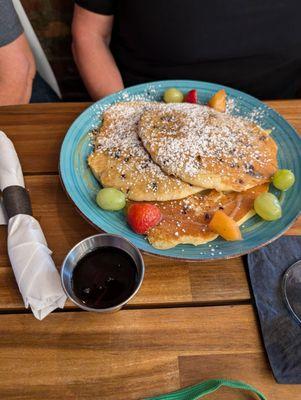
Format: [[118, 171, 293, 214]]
[[96, 188, 126, 211], [163, 88, 184, 103], [127, 203, 162, 234], [272, 169, 295, 191], [254, 193, 282, 221], [208, 89, 226, 112], [184, 89, 198, 104], [208, 210, 242, 241]]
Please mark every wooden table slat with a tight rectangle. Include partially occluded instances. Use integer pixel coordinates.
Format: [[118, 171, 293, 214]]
[[0, 305, 299, 400]]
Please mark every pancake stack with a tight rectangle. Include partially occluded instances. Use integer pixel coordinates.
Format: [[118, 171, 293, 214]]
[[88, 102, 201, 201], [88, 101, 278, 249]]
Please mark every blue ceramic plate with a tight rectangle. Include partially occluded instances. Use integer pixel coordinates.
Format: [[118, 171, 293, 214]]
[[60, 80, 301, 260]]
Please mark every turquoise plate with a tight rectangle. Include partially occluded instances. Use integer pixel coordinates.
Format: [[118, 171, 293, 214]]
[[59, 80, 301, 260]]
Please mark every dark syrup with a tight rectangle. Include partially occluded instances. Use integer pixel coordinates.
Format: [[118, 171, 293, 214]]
[[72, 247, 138, 309]]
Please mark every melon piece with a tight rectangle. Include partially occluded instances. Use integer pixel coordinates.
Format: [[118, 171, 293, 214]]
[[208, 210, 242, 241], [208, 89, 227, 112]]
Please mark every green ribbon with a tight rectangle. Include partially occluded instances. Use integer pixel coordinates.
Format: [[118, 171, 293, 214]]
[[144, 379, 266, 400]]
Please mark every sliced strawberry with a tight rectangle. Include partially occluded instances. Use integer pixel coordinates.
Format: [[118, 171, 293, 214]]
[[184, 89, 198, 104], [127, 203, 162, 234]]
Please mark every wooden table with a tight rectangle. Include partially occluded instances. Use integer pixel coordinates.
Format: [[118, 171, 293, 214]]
[[0, 101, 300, 399]]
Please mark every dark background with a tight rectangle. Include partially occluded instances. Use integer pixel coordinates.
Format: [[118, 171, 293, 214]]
[[21, 1, 301, 101], [22, 0, 88, 101]]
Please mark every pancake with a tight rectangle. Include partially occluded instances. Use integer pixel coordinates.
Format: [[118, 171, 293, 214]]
[[138, 104, 278, 192], [146, 184, 269, 249], [88, 102, 202, 201]]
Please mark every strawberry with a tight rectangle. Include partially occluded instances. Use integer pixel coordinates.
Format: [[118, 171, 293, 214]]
[[127, 203, 162, 234], [184, 89, 198, 104]]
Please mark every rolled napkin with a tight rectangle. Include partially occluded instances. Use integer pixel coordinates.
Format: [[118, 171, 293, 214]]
[[0, 197, 7, 224], [0, 131, 66, 319]]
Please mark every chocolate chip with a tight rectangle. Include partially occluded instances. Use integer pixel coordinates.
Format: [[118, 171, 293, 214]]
[[238, 179, 244, 184], [248, 170, 262, 178], [114, 150, 121, 159], [181, 205, 189, 214], [151, 182, 158, 191], [160, 114, 173, 123], [244, 163, 261, 177], [204, 213, 210, 221], [140, 161, 149, 169], [196, 155, 202, 165], [244, 162, 254, 171], [259, 135, 267, 141]]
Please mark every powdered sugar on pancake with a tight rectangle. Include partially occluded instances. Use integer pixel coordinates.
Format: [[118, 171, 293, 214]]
[[88, 102, 202, 201], [138, 103, 278, 191]]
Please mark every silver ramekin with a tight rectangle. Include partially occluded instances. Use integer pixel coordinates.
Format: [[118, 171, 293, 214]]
[[60, 234, 145, 312]]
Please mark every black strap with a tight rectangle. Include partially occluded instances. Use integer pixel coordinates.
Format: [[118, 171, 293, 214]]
[[2, 185, 32, 219]]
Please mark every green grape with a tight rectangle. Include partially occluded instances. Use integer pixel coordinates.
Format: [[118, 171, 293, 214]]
[[272, 169, 295, 191], [254, 193, 282, 221], [96, 188, 126, 211], [163, 88, 184, 103]]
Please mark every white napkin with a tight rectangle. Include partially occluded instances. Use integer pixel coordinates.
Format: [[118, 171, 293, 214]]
[[0, 129, 24, 225], [0, 197, 7, 225], [0, 131, 67, 319]]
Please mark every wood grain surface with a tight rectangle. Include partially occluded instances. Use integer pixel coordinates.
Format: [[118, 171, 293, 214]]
[[0, 103, 90, 174], [0, 305, 299, 400], [0, 101, 300, 399]]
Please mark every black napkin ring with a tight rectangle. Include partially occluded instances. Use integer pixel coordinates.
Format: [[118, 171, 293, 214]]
[[2, 186, 32, 219]]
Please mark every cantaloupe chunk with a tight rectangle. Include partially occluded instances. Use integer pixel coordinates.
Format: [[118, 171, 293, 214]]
[[208, 210, 242, 241], [208, 89, 227, 112]]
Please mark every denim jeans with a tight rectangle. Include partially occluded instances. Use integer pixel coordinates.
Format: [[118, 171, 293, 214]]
[[30, 72, 60, 103]]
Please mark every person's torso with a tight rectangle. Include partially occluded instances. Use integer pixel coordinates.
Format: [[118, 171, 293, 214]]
[[111, 0, 301, 98]]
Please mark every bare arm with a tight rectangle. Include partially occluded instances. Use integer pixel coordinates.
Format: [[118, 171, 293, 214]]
[[72, 5, 124, 100], [0, 33, 36, 106]]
